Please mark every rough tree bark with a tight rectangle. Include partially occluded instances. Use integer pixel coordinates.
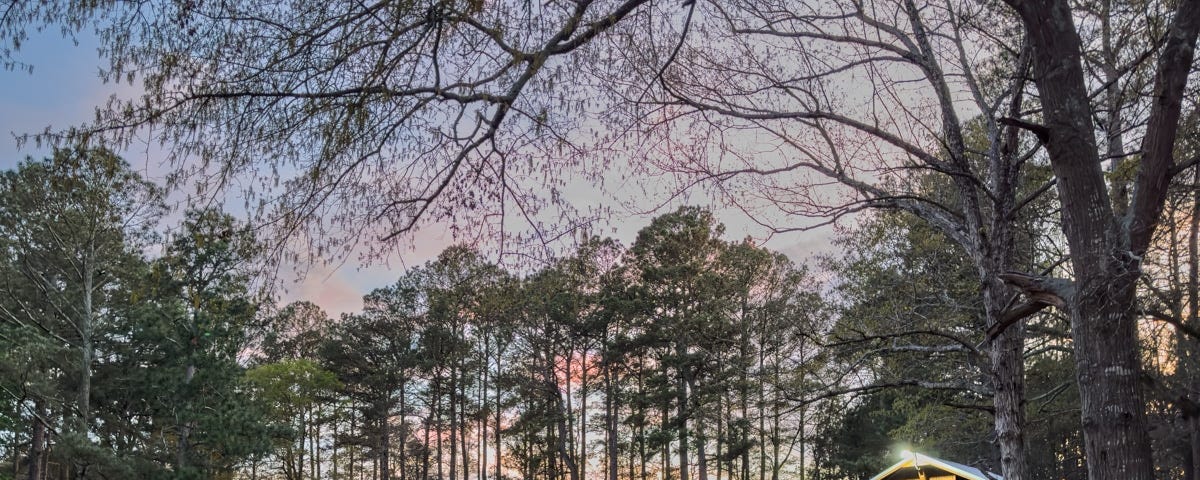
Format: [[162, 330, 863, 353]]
[[27, 401, 45, 480], [1000, 0, 1200, 478]]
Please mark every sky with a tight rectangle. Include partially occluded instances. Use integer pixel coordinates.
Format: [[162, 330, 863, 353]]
[[0, 29, 839, 317]]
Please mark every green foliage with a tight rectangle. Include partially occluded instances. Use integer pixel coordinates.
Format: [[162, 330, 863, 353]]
[[814, 204, 1084, 480], [259, 301, 331, 362], [0, 147, 168, 477], [0, 154, 276, 478], [810, 392, 909, 480], [135, 208, 271, 476], [247, 359, 342, 419]]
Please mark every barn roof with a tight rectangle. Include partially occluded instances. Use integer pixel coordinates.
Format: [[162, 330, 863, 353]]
[[869, 452, 1003, 480]]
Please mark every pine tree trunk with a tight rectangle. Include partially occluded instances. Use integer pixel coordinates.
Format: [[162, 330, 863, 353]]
[[677, 353, 689, 480], [662, 401, 671, 480], [423, 409, 432, 480], [757, 335, 766, 480], [716, 402, 724, 480], [450, 368, 458, 480], [739, 302, 751, 480], [401, 382, 408, 480], [460, 377, 469, 480], [313, 406, 320, 480], [350, 405, 357, 480], [637, 366, 647, 480], [551, 363, 581, 480], [581, 359, 588, 480], [770, 360, 780, 480], [480, 350, 488, 480], [437, 384, 445, 480], [285, 444, 297, 480], [27, 401, 45, 480], [380, 403, 391, 480], [606, 361, 619, 480], [177, 362, 196, 471], [689, 375, 706, 480], [984, 281, 1029, 480], [333, 405, 340, 480], [495, 354, 503, 480], [798, 405, 805, 480], [78, 260, 94, 440], [633, 422, 643, 480]]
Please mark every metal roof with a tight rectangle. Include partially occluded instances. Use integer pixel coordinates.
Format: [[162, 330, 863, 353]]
[[869, 452, 1003, 480]]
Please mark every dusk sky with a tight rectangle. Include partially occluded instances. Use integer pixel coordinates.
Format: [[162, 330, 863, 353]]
[[0, 29, 838, 317]]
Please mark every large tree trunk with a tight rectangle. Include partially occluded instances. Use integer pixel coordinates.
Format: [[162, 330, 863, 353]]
[[1072, 278, 1152, 480], [27, 401, 45, 480], [987, 318, 1028, 480], [1002, 0, 1200, 478], [983, 280, 1029, 480]]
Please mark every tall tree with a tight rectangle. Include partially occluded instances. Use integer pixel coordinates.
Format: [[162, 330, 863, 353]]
[[322, 277, 426, 480], [78, 207, 275, 478], [0, 147, 162, 477], [815, 209, 1084, 480], [997, 0, 1200, 477], [154, 208, 265, 475], [246, 359, 341, 480], [626, 206, 737, 480]]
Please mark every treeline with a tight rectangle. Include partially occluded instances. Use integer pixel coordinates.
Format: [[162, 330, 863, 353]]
[[0, 149, 828, 480], [1, 148, 1198, 480], [245, 206, 825, 480]]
